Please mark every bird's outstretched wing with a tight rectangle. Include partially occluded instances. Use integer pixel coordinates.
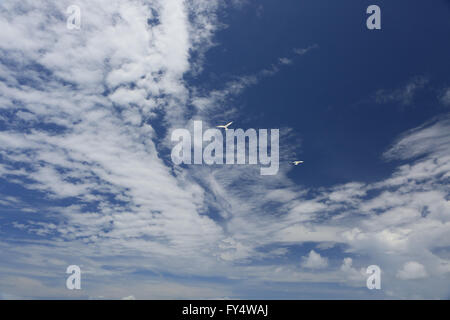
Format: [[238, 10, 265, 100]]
[[217, 122, 233, 129]]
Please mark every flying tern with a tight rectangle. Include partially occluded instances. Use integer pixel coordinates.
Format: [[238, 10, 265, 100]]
[[216, 122, 233, 130]]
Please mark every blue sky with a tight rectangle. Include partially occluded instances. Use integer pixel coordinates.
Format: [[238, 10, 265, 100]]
[[0, 0, 449, 299]]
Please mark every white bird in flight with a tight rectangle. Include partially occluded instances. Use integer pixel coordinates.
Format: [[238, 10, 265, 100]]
[[217, 122, 233, 130], [292, 161, 304, 166]]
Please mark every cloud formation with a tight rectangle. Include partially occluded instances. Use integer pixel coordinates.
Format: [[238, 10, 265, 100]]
[[0, 0, 449, 300], [441, 87, 450, 106], [397, 262, 428, 280], [301, 250, 328, 269], [375, 76, 429, 105]]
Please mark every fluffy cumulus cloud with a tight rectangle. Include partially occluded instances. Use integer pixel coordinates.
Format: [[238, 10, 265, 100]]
[[397, 262, 428, 280], [0, 0, 449, 300], [301, 250, 328, 269]]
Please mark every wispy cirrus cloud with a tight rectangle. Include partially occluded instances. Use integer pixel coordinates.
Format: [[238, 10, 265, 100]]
[[375, 76, 429, 105], [441, 87, 450, 106], [294, 44, 319, 56]]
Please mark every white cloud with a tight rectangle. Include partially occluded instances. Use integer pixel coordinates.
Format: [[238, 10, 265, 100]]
[[396, 262, 428, 280], [294, 44, 319, 56], [441, 87, 450, 106], [340, 258, 366, 283], [0, 0, 449, 300], [383, 115, 450, 160], [279, 57, 292, 65], [375, 76, 429, 105], [301, 250, 328, 269], [0, 0, 226, 277]]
